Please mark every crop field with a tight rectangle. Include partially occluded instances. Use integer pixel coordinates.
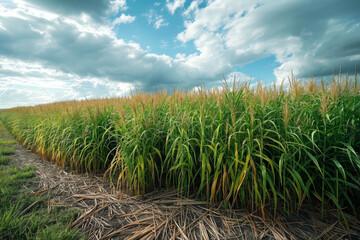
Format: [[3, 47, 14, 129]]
[[1, 75, 359, 224]]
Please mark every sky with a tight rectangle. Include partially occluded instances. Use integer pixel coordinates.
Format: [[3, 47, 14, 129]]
[[0, 0, 359, 108]]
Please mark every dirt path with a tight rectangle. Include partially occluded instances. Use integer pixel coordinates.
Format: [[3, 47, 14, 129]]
[[10, 141, 360, 240]]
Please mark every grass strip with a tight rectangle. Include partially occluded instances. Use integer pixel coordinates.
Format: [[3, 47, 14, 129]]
[[0, 126, 84, 240], [0, 164, 84, 240], [0, 139, 17, 145], [0, 147, 15, 155], [0, 155, 11, 165]]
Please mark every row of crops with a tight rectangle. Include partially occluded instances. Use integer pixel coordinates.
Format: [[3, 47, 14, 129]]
[[1, 77, 359, 221]]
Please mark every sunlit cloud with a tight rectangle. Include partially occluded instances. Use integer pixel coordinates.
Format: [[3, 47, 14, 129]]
[[0, 0, 359, 108]]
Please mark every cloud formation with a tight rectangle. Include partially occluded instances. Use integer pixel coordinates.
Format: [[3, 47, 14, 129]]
[[0, 57, 134, 108], [183, 0, 203, 17], [144, 9, 168, 29], [0, 0, 359, 108], [25, 0, 127, 20], [178, 0, 360, 82], [113, 13, 135, 25], [0, 1, 220, 107], [166, 0, 186, 14]]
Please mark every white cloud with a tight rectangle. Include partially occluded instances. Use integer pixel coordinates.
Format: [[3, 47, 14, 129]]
[[0, 57, 133, 108], [113, 13, 135, 26], [166, 0, 186, 14], [225, 71, 252, 82], [183, 0, 203, 17], [190, 71, 253, 93], [145, 9, 168, 29], [0, 22, 6, 31], [177, 0, 360, 83], [154, 17, 167, 29], [0, 1, 223, 108], [4, 0, 358, 109], [109, 0, 128, 14]]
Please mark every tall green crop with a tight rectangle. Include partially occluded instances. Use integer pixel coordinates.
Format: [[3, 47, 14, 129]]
[[1, 75, 359, 223]]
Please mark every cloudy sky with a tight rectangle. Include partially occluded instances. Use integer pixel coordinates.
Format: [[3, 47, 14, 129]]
[[0, 0, 359, 108]]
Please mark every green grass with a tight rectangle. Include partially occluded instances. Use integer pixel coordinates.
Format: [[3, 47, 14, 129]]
[[0, 164, 84, 240], [0, 155, 11, 165], [0, 124, 84, 240], [0, 138, 15, 164], [0, 147, 16, 155], [0, 139, 17, 145], [1, 74, 359, 224]]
